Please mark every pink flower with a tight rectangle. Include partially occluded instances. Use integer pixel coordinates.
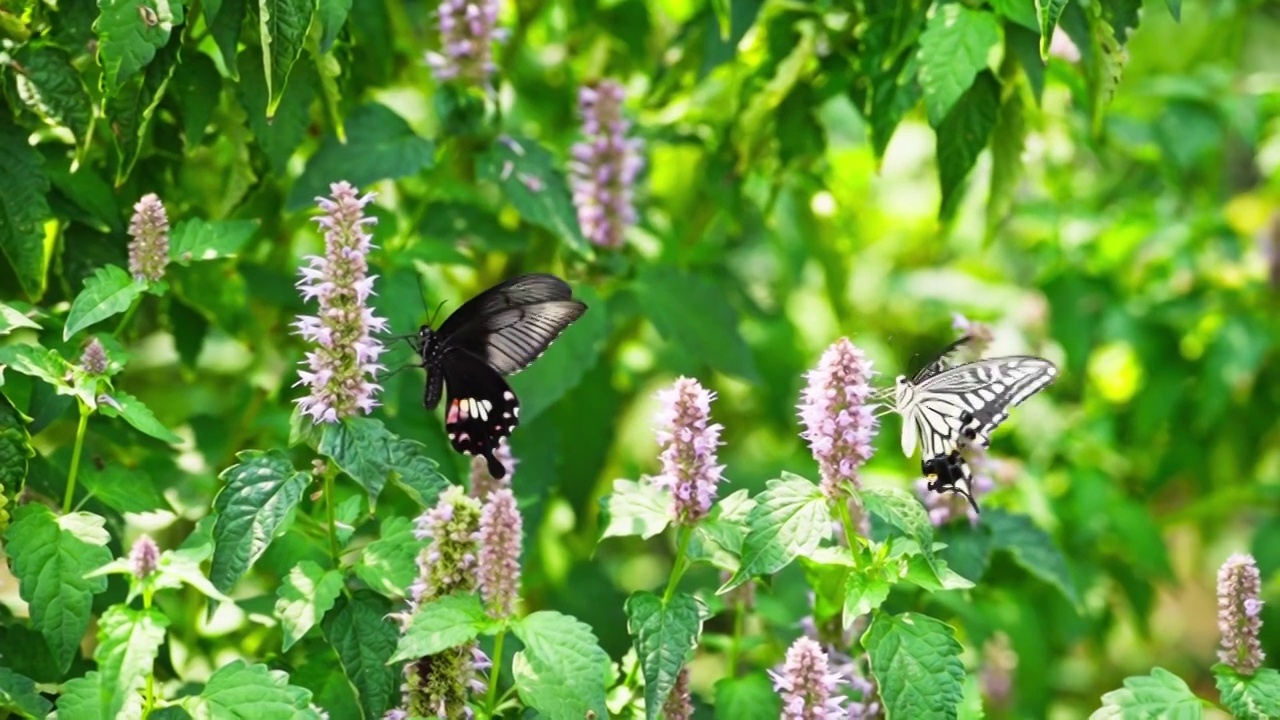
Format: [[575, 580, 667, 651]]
[[1218, 552, 1266, 675], [129, 534, 159, 579], [768, 636, 848, 719], [469, 438, 515, 500], [798, 338, 877, 499], [292, 181, 389, 424], [652, 377, 725, 525], [661, 667, 693, 720], [476, 488, 522, 619], [127, 193, 170, 282], [569, 80, 644, 249], [80, 338, 108, 376], [426, 0, 506, 87]]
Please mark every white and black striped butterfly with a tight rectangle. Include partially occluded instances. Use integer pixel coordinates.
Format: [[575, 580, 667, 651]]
[[886, 335, 1058, 512], [412, 273, 586, 478]]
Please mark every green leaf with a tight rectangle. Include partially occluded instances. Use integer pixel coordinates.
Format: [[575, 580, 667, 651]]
[[389, 593, 490, 663], [845, 566, 893, 621], [322, 591, 400, 719], [207, 0, 245, 77], [80, 462, 170, 514], [236, 44, 317, 174], [599, 478, 672, 541], [0, 344, 75, 395], [355, 515, 429, 598], [0, 300, 41, 335], [735, 20, 817, 172], [181, 660, 319, 718], [317, 0, 351, 52], [1091, 667, 1205, 720], [986, 77, 1026, 238], [474, 135, 591, 258], [633, 267, 760, 382], [95, 605, 169, 720], [0, 394, 34, 528], [13, 42, 94, 151], [0, 667, 52, 719], [986, 509, 1081, 607], [625, 591, 703, 720], [289, 102, 435, 210], [277, 560, 345, 651], [991, 0, 1038, 31], [209, 449, 311, 592], [56, 671, 144, 719], [7, 504, 112, 672], [512, 610, 610, 719], [721, 472, 829, 592], [1036, 0, 1068, 57], [1213, 665, 1280, 720], [1164, 0, 1181, 21], [917, 4, 1000, 126], [63, 264, 146, 340], [859, 484, 941, 576], [864, 612, 965, 720], [258, 0, 315, 116], [98, 389, 183, 443], [690, 489, 755, 572], [936, 70, 1000, 221], [0, 120, 54, 300], [714, 673, 781, 720], [318, 416, 449, 507], [93, 0, 186, 94], [169, 218, 259, 263], [171, 48, 221, 149], [508, 284, 608, 422], [105, 32, 180, 183]]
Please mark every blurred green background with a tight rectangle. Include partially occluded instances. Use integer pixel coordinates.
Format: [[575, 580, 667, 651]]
[[2, 0, 1279, 716]]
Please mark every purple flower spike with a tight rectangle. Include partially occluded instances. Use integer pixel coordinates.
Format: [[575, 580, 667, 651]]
[[768, 636, 848, 720], [652, 376, 725, 525], [476, 488, 522, 619], [662, 667, 693, 720], [129, 534, 159, 579], [427, 0, 506, 87], [128, 193, 170, 282], [569, 80, 644, 249], [1218, 552, 1266, 675], [798, 338, 878, 499], [410, 485, 482, 605], [80, 338, 108, 376], [293, 181, 389, 425]]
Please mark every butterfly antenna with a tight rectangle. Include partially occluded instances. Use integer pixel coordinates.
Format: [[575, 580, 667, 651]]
[[427, 299, 448, 328]]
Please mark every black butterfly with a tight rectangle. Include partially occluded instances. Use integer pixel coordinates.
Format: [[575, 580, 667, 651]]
[[411, 273, 587, 478]]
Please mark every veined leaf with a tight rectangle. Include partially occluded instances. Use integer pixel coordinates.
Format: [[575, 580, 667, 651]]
[[209, 449, 311, 592], [258, 0, 315, 116], [63, 264, 146, 340], [0, 120, 54, 300], [276, 561, 345, 651], [94, 0, 186, 95], [721, 472, 829, 592], [323, 591, 401, 719], [625, 591, 703, 720], [917, 4, 1001, 126], [864, 612, 965, 719], [181, 660, 320, 718], [512, 611, 610, 719], [94, 606, 169, 720]]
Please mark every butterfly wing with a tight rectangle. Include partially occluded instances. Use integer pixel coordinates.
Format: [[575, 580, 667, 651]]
[[915, 356, 1059, 449], [910, 335, 976, 384], [439, 301, 587, 375], [439, 348, 520, 478], [435, 273, 576, 340]]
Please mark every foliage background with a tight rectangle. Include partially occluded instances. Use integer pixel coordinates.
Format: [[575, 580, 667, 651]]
[[0, 0, 1278, 717]]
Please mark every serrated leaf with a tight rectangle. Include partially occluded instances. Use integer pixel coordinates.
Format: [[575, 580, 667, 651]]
[[258, 0, 315, 115], [474, 134, 590, 258], [736, 20, 817, 173], [317, 0, 351, 52], [236, 44, 317, 174], [181, 660, 319, 718], [986, 80, 1025, 238], [80, 462, 170, 513], [990, 0, 1038, 30], [1036, 0, 1068, 56], [0, 394, 34, 526], [599, 479, 673, 541], [56, 671, 144, 719], [7, 505, 112, 672], [721, 473, 829, 592], [171, 48, 220, 148], [389, 593, 490, 663], [864, 612, 965, 720], [355, 515, 426, 598], [94, 0, 185, 94], [917, 4, 1001, 126], [512, 610, 610, 719], [288, 102, 434, 210], [207, 0, 245, 77], [937, 70, 1000, 220], [63, 264, 146, 339], [322, 591, 400, 719], [1091, 667, 1205, 719], [0, 301, 41, 335], [0, 120, 54, 300], [13, 42, 94, 151], [318, 416, 449, 507], [713, 672, 781, 720], [277, 560, 344, 651], [0, 344, 76, 397], [633, 267, 760, 382], [95, 605, 169, 719], [625, 591, 703, 720], [508, 284, 607, 423], [845, 567, 893, 622], [169, 218, 259, 263], [209, 449, 311, 592], [0, 667, 52, 719], [98, 389, 183, 443], [1213, 665, 1280, 720], [690, 489, 755, 571], [860, 484, 941, 575], [986, 509, 1080, 607], [105, 32, 180, 183]]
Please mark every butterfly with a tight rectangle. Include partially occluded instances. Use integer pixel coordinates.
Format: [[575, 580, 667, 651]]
[[411, 273, 587, 478], [883, 335, 1058, 512]]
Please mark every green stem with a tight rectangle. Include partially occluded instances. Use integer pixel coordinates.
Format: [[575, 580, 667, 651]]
[[142, 586, 155, 714], [323, 469, 340, 566], [835, 496, 864, 570], [662, 526, 693, 603], [62, 403, 91, 513], [486, 630, 506, 713], [114, 297, 141, 337], [726, 592, 745, 676]]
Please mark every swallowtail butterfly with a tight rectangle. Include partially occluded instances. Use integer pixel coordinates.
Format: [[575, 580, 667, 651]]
[[889, 335, 1058, 512], [412, 273, 587, 478]]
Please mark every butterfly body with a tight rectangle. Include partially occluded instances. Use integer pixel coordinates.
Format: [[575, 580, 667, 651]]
[[411, 274, 587, 478], [890, 335, 1058, 512]]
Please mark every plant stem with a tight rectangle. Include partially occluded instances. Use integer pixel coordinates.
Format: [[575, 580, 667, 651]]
[[726, 593, 745, 676], [62, 403, 90, 513], [835, 496, 864, 570], [486, 630, 506, 713], [323, 468, 340, 566], [114, 297, 141, 337], [663, 526, 693, 603]]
